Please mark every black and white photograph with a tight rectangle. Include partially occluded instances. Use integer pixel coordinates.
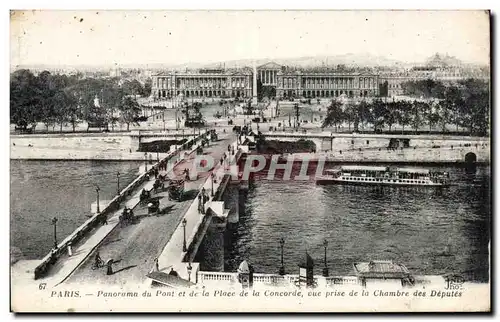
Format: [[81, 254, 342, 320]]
[[8, 9, 491, 312]]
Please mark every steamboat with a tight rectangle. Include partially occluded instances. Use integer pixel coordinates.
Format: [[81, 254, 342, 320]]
[[316, 165, 450, 187]]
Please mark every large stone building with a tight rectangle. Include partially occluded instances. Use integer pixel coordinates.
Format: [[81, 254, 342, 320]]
[[276, 71, 379, 98], [257, 62, 281, 87], [152, 68, 253, 99], [152, 63, 380, 101], [152, 57, 488, 100]]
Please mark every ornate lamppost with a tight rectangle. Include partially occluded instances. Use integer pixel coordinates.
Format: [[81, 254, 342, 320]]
[[182, 218, 187, 252], [187, 262, 193, 282], [279, 237, 285, 275], [95, 185, 100, 213], [51, 217, 58, 249], [211, 172, 215, 197], [116, 172, 120, 195], [322, 239, 329, 277]]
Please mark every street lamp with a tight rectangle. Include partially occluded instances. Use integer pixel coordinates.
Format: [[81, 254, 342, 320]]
[[187, 262, 193, 282], [279, 237, 285, 275], [182, 218, 187, 252], [95, 185, 100, 213], [51, 217, 58, 249], [322, 239, 329, 277], [211, 172, 215, 197], [116, 172, 120, 195], [144, 152, 148, 172], [156, 144, 160, 162]]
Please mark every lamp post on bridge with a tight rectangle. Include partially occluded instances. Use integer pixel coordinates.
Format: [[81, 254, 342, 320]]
[[187, 262, 193, 282], [95, 185, 100, 213], [51, 217, 58, 249], [144, 152, 148, 172], [182, 218, 187, 252], [322, 239, 329, 277], [211, 172, 215, 197], [279, 237, 285, 275], [116, 172, 120, 195]]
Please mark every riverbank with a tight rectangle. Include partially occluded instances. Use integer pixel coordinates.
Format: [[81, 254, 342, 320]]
[[10, 146, 170, 161], [269, 145, 490, 164]]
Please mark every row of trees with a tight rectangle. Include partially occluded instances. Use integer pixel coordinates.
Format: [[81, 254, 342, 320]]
[[322, 79, 490, 136], [10, 69, 152, 132]]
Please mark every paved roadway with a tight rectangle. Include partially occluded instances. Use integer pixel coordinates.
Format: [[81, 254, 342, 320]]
[[65, 132, 236, 286]]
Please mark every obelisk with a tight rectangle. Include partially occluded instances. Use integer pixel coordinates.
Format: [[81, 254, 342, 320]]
[[252, 60, 258, 105]]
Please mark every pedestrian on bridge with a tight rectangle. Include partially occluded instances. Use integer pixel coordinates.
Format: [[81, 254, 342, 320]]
[[154, 257, 159, 271], [198, 194, 203, 214]]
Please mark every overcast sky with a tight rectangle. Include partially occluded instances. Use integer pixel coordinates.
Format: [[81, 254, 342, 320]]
[[10, 10, 490, 67]]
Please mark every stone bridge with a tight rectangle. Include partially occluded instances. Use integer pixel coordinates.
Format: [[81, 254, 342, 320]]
[[261, 132, 490, 163]]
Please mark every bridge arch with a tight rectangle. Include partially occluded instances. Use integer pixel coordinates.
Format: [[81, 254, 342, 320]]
[[465, 152, 477, 164]]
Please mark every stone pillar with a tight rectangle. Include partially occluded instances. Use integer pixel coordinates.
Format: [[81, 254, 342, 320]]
[[200, 220, 225, 271], [225, 183, 239, 224]]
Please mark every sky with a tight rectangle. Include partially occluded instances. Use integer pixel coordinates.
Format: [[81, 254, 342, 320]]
[[10, 10, 490, 67]]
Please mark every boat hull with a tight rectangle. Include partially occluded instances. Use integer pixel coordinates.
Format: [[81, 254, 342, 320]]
[[315, 177, 449, 187]]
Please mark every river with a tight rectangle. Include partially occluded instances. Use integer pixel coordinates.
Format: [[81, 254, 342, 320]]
[[224, 163, 490, 282], [10, 160, 490, 283], [10, 160, 142, 261]]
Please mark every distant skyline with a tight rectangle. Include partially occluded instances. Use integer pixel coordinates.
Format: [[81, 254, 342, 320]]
[[10, 10, 490, 68]]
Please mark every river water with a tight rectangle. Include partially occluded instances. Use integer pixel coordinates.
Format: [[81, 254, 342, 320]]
[[10, 160, 142, 261], [224, 163, 491, 282], [10, 161, 490, 283]]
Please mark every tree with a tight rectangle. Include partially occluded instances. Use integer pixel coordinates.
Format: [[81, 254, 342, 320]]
[[41, 104, 57, 132], [425, 103, 440, 132], [411, 100, 426, 133], [10, 69, 43, 130], [119, 96, 141, 131], [384, 102, 399, 132], [52, 90, 73, 132], [435, 100, 452, 133], [356, 100, 372, 131], [343, 103, 357, 132], [372, 99, 387, 132], [143, 78, 152, 97], [397, 101, 412, 133], [322, 100, 343, 131], [459, 79, 490, 135]]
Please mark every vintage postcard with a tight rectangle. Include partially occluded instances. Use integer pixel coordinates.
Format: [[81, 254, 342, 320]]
[[9, 9, 491, 312]]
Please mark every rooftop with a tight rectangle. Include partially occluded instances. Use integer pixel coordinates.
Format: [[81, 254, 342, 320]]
[[341, 165, 388, 172], [353, 260, 411, 279]]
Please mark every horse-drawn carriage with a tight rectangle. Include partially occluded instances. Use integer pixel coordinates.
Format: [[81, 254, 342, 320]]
[[167, 179, 185, 201], [139, 188, 151, 204], [153, 178, 165, 193], [119, 207, 137, 226], [201, 137, 210, 147], [147, 199, 160, 214]]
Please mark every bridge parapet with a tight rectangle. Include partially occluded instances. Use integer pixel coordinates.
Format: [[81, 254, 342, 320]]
[[196, 271, 361, 288], [33, 135, 204, 280], [150, 139, 245, 284]]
